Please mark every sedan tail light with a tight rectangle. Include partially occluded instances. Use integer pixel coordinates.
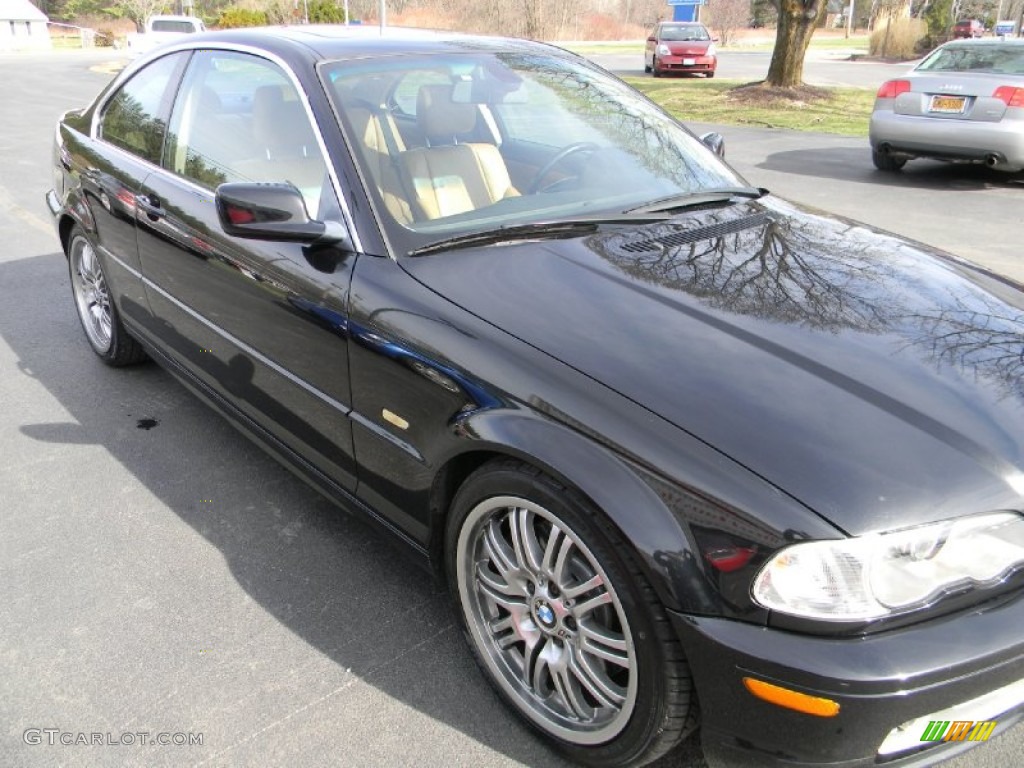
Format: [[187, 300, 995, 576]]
[[993, 86, 1024, 107], [876, 80, 911, 99]]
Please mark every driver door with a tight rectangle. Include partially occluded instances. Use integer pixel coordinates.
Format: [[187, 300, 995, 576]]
[[134, 48, 360, 491]]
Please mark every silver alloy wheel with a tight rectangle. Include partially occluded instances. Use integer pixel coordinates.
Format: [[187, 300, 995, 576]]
[[456, 496, 638, 744], [69, 236, 113, 353]]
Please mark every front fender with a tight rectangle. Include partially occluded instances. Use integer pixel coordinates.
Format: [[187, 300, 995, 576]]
[[451, 408, 721, 615]]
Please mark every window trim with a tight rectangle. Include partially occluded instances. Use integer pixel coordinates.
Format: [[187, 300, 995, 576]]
[[90, 43, 363, 255]]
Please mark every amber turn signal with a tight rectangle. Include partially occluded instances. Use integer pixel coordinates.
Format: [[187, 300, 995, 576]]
[[742, 677, 841, 718]]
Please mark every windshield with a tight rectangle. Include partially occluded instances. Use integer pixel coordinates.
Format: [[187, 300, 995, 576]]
[[320, 50, 740, 255], [917, 43, 1024, 74], [659, 25, 711, 42]]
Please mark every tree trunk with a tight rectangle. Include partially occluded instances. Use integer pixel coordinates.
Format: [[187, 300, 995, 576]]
[[522, 0, 544, 39], [765, 0, 828, 86]]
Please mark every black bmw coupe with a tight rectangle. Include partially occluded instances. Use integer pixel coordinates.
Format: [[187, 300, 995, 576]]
[[47, 25, 1024, 767]]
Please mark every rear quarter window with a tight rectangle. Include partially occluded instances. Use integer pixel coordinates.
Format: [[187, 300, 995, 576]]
[[99, 53, 186, 164]]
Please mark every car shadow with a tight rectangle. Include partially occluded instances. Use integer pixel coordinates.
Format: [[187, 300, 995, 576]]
[[2, 251, 704, 768], [757, 147, 1024, 190]]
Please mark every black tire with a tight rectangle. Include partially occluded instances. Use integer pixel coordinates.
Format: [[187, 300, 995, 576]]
[[644, 59, 652, 74], [651, 58, 662, 78], [706, 71, 715, 79], [446, 458, 697, 767], [872, 148, 907, 172], [67, 227, 148, 367]]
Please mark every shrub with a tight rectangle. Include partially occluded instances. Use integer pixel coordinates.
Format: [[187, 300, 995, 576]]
[[307, 0, 347, 24], [94, 26, 118, 46], [216, 7, 268, 28], [870, 18, 926, 59]]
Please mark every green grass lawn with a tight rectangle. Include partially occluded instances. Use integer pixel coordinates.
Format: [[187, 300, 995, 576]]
[[626, 77, 874, 137]]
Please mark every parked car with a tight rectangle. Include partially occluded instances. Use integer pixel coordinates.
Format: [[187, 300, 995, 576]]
[[953, 18, 985, 38], [48, 26, 1024, 768], [645, 22, 717, 78], [126, 15, 205, 55], [870, 38, 1024, 172]]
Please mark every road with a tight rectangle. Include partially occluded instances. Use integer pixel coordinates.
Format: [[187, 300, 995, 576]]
[[590, 48, 918, 89], [0, 49, 1020, 768]]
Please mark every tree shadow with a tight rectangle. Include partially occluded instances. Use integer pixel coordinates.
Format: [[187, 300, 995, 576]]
[[2, 251, 704, 767]]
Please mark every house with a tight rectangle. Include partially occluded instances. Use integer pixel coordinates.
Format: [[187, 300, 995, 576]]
[[0, 0, 51, 51]]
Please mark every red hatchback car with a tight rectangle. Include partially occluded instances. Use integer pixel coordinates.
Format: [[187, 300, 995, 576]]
[[645, 21, 718, 78], [953, 19, 985, 38]]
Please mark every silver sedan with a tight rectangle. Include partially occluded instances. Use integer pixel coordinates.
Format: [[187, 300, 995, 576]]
[[869, 39, 1024, 172]]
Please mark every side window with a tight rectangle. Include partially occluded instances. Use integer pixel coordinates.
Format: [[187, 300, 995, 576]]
[[99, 53, 185, 164], [164, 51, 331, 217]]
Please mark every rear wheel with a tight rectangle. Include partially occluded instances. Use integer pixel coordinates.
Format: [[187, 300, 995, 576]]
[[447, 459, 696, 767], [872, 149, 907, 172], [67, 227, 147, 366]]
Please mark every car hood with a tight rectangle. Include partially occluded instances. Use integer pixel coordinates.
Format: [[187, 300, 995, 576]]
[[403, 197, 1024, 536], [665, 41, 712, 55]]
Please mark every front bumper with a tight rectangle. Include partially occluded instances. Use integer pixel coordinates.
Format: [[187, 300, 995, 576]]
[[656, 55, 716, 74], [671, 588, 1024, 766], [870, 109, 1024, 169]]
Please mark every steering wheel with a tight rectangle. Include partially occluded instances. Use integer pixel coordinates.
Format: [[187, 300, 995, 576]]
[[526, 142, 600, 194]]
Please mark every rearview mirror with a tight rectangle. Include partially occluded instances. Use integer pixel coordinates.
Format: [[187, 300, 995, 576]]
[[700, 132, 725, 158], [215, 182, 350, 246]]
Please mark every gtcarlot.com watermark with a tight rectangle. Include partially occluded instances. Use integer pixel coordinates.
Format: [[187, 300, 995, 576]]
[[24, 729, 203, 747]]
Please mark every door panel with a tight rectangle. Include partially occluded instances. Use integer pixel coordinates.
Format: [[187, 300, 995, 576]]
[[81, 52, 190, 326], [135, 49, 358, 490]]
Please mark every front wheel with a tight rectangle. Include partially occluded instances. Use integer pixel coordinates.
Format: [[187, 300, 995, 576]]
[[651, 58, 662, 78], [447, 459, 696, 766], [68, 227, 147, 366]]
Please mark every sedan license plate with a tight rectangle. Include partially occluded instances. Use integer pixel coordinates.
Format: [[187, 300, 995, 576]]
[[930, 95, 966, 114], [683, 58, 696, 66]]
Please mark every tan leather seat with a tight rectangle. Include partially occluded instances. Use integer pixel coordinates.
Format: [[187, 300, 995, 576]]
[[343, 92, 414, 224], [398, 85, 518, 221]]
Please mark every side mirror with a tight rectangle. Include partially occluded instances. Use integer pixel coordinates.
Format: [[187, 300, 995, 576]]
[[647, 36, 656, 43], [215, 182, 350, 246], [712, 36, 721, 42], [700, 132, 725, 158]]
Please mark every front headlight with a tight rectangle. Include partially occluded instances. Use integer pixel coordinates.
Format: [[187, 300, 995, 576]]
[[752, 512, 1024, 620], [656, 44, 671, 56], [706, 44, 717, 57]]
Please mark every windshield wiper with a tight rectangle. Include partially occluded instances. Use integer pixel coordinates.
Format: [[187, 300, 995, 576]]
[[625, 186, 767, 215], [407, 215, 672, 257]]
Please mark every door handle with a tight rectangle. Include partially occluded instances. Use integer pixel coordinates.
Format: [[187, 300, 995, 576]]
[[137, 193, 165, 221]]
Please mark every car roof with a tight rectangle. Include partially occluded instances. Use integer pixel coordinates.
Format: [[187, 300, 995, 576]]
[[939, 37, 1024, 45], [168, 25, 565, 62]]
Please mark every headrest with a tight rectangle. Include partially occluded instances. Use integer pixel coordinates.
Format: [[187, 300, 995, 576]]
[[252, 85, 315, 151], [196, 85, 221, 114], [416, 84, 476, 144]]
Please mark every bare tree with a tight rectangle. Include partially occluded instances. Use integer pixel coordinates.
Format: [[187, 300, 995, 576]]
[[706, 0, 753, 46], [107, 0, 169, 31]]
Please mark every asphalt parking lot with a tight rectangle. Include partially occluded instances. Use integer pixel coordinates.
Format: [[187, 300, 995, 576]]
[[1, 49, 1021, 768]]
